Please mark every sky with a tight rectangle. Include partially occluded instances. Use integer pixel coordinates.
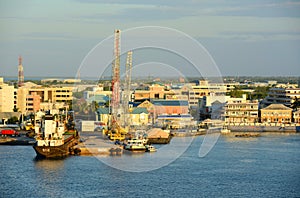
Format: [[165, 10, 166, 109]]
[[0, 0, 300, 78]]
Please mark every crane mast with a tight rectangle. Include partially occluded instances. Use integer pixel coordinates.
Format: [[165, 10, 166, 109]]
[[122, 51, 133, 127], [111, 29, 121, 129]]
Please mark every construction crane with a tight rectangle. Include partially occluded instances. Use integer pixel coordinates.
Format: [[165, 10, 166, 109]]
[[122, 51, 133, 128], [111, 29, 121, 123], [106, 29, 127, 140]]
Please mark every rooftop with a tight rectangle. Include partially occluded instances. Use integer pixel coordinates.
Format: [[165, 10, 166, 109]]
[[262, 104, 292, 111]]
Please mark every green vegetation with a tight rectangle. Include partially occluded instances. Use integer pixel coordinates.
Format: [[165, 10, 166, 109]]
[[227, 88, 246, 98], [291, 97, 300, 110], [7, 116, 19, 124], [73, 91, 84, 99], [251, 86, 270, 100]]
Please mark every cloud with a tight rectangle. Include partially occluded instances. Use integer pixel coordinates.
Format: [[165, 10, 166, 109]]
[[21, 32, 78, 40], [220, 31, 300, 41]]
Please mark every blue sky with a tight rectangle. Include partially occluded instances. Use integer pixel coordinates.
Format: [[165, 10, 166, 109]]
[[0, 0, 300, 78]]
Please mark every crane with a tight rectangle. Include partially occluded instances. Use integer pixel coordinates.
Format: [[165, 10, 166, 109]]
[[122, 51, 133, 128], [111, 29, 121, 124], [106, 29, 127, 140]]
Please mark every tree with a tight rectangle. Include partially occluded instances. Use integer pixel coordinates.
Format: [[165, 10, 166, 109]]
[[228, 88, 245, 98], [291, 97, 300, 110], [13, 106, 19, 112], [7, 116, 19, 124], [91, 101, 99, 111]]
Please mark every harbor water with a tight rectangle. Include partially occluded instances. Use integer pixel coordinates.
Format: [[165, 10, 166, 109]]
[[1, 133, 299, 197]]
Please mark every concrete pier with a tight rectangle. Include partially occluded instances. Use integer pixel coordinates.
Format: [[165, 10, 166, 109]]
[[75, 132, 123, 156]]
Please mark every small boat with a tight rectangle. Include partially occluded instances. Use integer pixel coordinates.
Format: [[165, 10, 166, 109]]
[[145, 145, 156, 152], [33, 113, 79, 159], [124, 138, 147, 152], [235, 133, 260, 138]]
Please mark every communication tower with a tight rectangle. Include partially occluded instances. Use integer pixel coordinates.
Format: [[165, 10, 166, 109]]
[[18, 55, 24, 87]]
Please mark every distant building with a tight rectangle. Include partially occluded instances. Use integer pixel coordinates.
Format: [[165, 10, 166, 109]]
[[0, 77, 15, 112], [17, 86, 73, 113], [96, 107, 149, 126], [133, 84, 165, 102], [25, 92, 41, 112], [129, 108, 149, 126], [151, 100, 189, 116], [263, 87, 300, 107], [224, 95, 259, 123], [260, 104, 292, 123]]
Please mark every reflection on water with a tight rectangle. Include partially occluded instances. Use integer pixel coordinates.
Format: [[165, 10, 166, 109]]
[[98, 136, 195, 172], [34, 158, 65, 172], [0, 134, 299, 197]]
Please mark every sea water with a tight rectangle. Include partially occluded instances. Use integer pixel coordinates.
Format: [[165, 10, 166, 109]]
[[0, 133, 299, 198]]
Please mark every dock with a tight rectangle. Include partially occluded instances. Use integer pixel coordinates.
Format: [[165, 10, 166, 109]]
[[75, 132, 123, 156]]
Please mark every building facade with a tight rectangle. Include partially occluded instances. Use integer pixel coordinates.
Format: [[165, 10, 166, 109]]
[[0, 78, 15, 112], [224, 99, 259, 123], [263, 87, 300, 107], [17, 86, 73, 113], [261, 104, 292, 123]]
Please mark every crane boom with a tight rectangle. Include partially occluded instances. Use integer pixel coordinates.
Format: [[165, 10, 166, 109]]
[[111, 29, 121, 128], [122, 51, 133, 127]]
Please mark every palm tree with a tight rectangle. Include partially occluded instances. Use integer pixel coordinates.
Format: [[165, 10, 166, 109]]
[[291, 97, 300, 110]]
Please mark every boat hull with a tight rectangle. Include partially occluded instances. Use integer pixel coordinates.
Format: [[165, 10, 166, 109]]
[[33, 135, 78, 159], [124, 145, 146, 152]]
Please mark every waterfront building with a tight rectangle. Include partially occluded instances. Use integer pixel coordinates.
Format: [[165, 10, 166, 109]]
[[96, 107, 149, 126], [260, 104, 292, 123], [224, 96, 259, 123], [129, 108, 149, 126], [0, 77, 15, 112]]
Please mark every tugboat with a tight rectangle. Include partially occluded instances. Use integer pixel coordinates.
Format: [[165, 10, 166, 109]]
[[33, 113, 79, 159]]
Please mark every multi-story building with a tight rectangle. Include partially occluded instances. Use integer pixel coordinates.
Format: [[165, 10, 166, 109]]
[[184, 81, 227, 108], [17, 86, 73, 113], [0, 77, 14, 112], [224, 96, 259, 123], [133, 84, 165, 102], [260, 104, 292, 123], [263, 87, 300, 107], [25, 92, 41, 112]]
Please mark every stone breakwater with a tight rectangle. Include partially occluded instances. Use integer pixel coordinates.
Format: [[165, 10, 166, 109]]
[[227, 123, 300, 132]]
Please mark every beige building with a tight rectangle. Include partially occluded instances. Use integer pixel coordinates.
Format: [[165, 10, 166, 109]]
[[224, 98, 259, 123], [17, 86, 73, 113], [96, 107, 149, 126], [0, 77, 15, 112], [261, 104, 293, 123], [133, 84, 165, 101], [181, 81, 227, 108]]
